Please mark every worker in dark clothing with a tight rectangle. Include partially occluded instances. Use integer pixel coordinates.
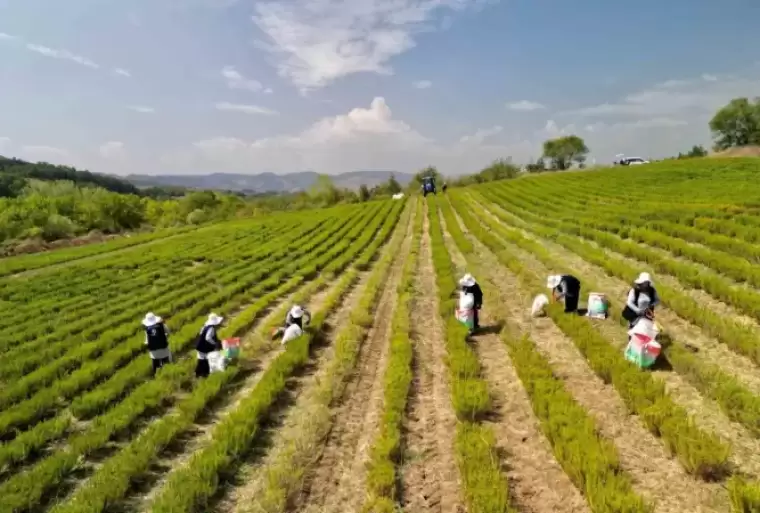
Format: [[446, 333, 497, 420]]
[[622, 272, 660, 328], [547, 274, 582, 313], [195, 313, 223, 378], [142, 312, 172, 376], [459, 273, 483, 332], [442, 182, 448, 193]]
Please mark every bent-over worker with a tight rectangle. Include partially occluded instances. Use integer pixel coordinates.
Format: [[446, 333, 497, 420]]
[[272, 305, 311, 338], [195, 313, 224, 378], [142, 312, 172, 376], [547, 274, 582, 313], [459, 273, 483, 332], [622, 272, 659, 327]]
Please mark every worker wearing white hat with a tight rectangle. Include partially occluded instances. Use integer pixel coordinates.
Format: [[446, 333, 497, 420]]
[[195, 313, 224, 378], [458, 273, 483, 332], [622, 272, 660, 327], [546, 273, 582, 313], [272, 305, 312, 339], [142, 312, 172, 376]]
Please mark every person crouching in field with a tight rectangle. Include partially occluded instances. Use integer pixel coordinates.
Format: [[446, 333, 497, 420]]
[[622, 272, 659, 327], [272, 305, 311, 340], [142, 312, 172, 376], [459, 273, 483, 332], [547, 274, 582, 313], [195, 313, 224, 378]]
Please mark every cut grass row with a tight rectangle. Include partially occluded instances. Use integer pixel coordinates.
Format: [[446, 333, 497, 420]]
[[476, 186, 760, 369], [450, 191, 731, 481], [426, 196, 510, 513], [44, 200, 409, 513], [0, 201, 401, 512], [440, 196, 649, 513], [363, 197, 422, 511]]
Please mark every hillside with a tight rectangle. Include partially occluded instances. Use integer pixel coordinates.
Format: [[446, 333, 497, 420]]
[[8, 158, 760, 512], [126, 170, 414, 193]]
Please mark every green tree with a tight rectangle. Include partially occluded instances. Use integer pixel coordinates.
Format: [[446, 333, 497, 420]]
[[358, 184, 370, 202], [677, 145, 709, 159], [386, 174, 402, 194], [709, 97, 760, 151], [542, 135, 589, 170]]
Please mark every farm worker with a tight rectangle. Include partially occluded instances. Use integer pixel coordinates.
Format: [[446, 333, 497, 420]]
[[195, 313, 224, 378], [547, 274, 582, 313], [459, 273, 483, 331], [442, 182, 448, 193], [272, 305, 311, 338], [622, 272, 660, 327], [142, 312, 172, 376]]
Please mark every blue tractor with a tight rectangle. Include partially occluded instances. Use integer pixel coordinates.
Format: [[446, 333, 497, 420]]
[[421, 176, 436, 197]]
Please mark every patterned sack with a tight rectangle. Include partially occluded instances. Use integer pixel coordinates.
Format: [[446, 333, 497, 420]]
[[624, 319, 661, 368], [222, 337, 241, 360]]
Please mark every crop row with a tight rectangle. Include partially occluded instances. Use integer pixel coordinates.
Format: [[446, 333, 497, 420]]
[[0, 215, 301, 336], [0, 204, 383, 440], [426, 196, 509, 513], [0, 201, 400, 512], [450, 191, 731, 480], [363, 197, 422, 511], [42, 200, 408, 513], [439, 197, 648, 513], [144, 211, 407, 513], [476, 186, 760, 368], [0, 213, 344, 421]]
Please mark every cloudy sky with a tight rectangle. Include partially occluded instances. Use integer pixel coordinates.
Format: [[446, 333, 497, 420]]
[[1, 0, 759, 176]]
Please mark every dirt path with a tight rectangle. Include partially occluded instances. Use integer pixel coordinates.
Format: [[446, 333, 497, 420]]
[[439, 213, 590, 513], [472, 199, 760, 478], [400, 207, 464, 513], [293, 209, 416, 513], [446, 206, 728, 513]]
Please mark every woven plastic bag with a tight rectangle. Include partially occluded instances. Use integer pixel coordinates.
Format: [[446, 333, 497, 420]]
[[282, 324, 303, 345], [531, 294, 549, 317], [456, 292, 475, 330], [586, 292, 609, 319], [222, 337, 241, 361], [208, 351, 227, 373], [624, 318, 661, 368]]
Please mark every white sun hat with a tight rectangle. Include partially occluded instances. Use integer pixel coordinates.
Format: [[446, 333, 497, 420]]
[[290, 305, 304, 319], [206, 313, 224, 326], [142, 312, 162, 327], [546, 275, 562, 289], [459, 273, 476, 288], [634, 272, 653, 285]]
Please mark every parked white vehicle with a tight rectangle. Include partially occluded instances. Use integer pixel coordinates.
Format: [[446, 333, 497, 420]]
[[615, 154, 650, 166]]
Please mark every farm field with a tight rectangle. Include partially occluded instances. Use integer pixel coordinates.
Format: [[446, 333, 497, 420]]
[[5, 158, 760, 513]]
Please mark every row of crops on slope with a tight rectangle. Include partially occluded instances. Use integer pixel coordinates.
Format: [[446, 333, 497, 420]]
[[450, 158, 760, 511], [0, 198, 404, 512]]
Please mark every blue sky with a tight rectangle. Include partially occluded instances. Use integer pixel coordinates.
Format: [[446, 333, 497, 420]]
[[1, 0, 759, 176]]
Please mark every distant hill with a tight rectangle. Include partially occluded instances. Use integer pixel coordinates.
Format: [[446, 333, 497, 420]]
[[126, 170, 415, 193]]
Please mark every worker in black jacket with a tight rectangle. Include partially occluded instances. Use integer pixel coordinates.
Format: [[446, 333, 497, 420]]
[[142, 312, 172, 376], [547, 274, 582, 313], [459, 273, 483, 332]]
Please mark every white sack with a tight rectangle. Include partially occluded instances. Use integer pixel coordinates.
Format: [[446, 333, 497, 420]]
[[531, 294, 549, 317], [282, 324, 303, 345], [459, 292, 475, 311], [208, 351, 227, 373]]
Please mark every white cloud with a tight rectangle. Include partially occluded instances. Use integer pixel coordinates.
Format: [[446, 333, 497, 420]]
[[99, 141, 126, 159], [221, 66, 264, 92], [702, 74, 718, 82], [413, 80, 432, 89], [167, 97, 534, 176], [507, 100, 545, 111], [114, 68, 131, 77], [252, 0, 493, 90], [215, 102, 279, 115], [128, 105, 155, 113], [26, 43, 98, 68], [459, 125, 503, 144], [0, 32, 16, 40]]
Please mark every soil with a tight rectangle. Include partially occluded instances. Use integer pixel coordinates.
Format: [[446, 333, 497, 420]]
[[400, 206, 465, 513]]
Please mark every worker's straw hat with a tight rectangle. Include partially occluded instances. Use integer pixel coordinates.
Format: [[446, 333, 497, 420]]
[[459, 274, 476, 288], [634, 272, 653, 285], [206, 313, 224, 326], [290, 305, 304, 319], [546, 275, 562, 289], [142, 312, 162, 327]]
